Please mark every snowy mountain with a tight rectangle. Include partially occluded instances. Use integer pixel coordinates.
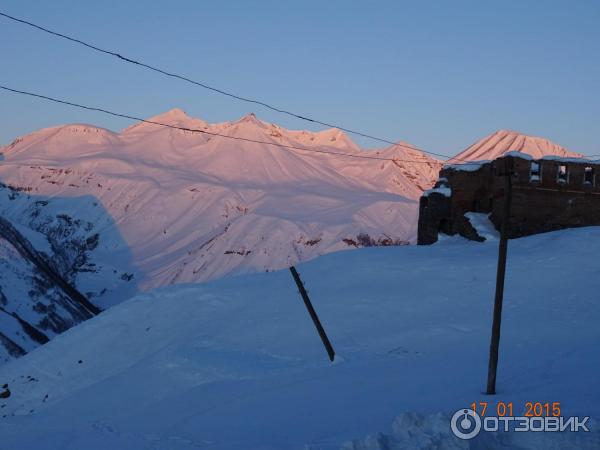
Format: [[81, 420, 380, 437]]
[[0, 110, 441, 290], [449, 129, 583, 162], [1, 114, 591, 367], [0, 227, 598, 449]]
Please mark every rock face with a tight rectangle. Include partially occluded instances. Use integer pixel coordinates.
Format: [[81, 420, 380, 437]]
[[418, 153, 600, 244], [0, 217, 100, 315]]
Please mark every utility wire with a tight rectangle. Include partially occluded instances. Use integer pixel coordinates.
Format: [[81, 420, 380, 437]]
[[4, 12, 593, 162], [9, 12, 590, 162], [0, 85, 449, 165], [0, 10, 462, 162]]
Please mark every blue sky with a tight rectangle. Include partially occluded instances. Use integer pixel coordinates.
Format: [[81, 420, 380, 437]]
[[0, 0, 598, 157]]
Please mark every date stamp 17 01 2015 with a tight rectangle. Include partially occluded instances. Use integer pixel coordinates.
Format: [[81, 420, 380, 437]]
[[450, 401, 591, 440]]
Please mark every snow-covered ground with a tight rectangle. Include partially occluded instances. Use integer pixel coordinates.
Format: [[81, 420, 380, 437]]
[[0, 227, 598, 449]]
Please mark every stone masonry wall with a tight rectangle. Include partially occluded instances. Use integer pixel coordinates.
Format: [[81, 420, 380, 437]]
[[418, 154, 600, 244]]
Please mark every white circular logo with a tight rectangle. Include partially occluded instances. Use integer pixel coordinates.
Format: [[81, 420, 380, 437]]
[[450, 408, 482, 440]]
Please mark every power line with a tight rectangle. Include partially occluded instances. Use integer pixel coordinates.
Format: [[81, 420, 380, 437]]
[[0, 84, 447, 165], [3, 12, 594, 163], [0, 10, 460, 162]]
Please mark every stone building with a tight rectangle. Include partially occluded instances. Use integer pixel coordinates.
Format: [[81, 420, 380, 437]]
[[418, 152, 600, 244]]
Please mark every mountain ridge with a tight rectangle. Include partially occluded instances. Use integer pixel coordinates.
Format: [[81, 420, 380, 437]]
[[0, 114, 587, 293], [0, 110, 441, 292]]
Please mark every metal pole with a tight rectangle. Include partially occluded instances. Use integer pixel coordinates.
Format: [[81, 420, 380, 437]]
[[289, 266, 335, 361], [486, 157, 513, 395]]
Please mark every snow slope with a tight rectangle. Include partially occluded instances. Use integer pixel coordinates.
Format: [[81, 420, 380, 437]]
[[449, 129, 583, 162], [0, 227, 598, 449], [0, 111, 441, 289]]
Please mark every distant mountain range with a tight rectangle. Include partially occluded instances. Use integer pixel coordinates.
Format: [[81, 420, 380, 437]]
[[0, 111, 587, 362]]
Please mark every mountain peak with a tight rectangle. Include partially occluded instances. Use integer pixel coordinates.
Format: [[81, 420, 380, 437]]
[[156, 108, 191, 121], [494, 128, 520, 136], [235, 112, 266, 126], [122, 108, 208, 134], [142, 108, 197, 125], [451, 129, 582, 162]]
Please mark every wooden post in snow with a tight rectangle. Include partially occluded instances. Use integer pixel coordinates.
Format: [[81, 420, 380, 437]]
[[289, 266, 335, 362], [486, 156, 513, 395]]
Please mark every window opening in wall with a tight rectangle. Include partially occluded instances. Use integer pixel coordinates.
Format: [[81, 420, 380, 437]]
[[530, 161, 541, 182], [584, 166, 594, 186], [557, 164, 568, 183]]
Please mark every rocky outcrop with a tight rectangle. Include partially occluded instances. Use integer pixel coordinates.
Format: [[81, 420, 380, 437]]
[[0, 216, 101, 361], [0, 183, 136, 365], [0, 217, 100, 316]]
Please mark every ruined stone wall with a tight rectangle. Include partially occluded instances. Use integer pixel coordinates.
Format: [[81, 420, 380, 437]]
[[418, 154, 600, 244], [496, 157, 600, 237]]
